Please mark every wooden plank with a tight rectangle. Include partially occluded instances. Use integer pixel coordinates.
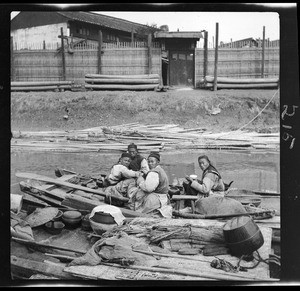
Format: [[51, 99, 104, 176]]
[[11, 255, 76, 280], [16, 172, 129, 202]]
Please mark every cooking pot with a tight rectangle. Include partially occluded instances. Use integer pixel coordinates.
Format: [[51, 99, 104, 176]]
[[62, 210, 82, 229]]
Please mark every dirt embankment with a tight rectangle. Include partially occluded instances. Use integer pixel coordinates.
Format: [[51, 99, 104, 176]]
[[10, 88, 280, 133]]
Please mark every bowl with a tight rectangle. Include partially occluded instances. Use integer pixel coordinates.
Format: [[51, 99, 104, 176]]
[[52, 210, 63, 221], [62, 210, 82, 228], [44, 221, 65, 235], [189, 174, 197, 180]]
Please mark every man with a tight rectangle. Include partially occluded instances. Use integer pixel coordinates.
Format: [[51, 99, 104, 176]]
[[127, 151, 172, 218], [127, 143, 149, 175], [104, 152, 141, 186], [103, 152, 142, 205]]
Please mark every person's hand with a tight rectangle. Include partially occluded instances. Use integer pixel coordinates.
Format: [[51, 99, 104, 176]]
[[137, 175, 144, 185]]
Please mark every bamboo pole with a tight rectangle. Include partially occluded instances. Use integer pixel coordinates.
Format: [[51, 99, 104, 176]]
[[213, 23, 219, 91], [85, 74, 160, 79]]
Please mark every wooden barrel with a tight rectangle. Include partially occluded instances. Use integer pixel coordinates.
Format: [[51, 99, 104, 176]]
[[223, 216, 264, 256]]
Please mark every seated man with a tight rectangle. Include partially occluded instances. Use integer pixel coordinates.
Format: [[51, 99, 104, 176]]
[[103, 152, 142, 205], [126, 152, 172, 218], [127, 143, 149, 175]]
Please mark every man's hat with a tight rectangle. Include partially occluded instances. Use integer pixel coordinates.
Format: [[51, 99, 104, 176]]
[[121, 152, 132, 159], [128, 143, 138, 150], [148, 151, 160, 161]]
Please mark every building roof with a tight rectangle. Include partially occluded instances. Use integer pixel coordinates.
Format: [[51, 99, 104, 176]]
[[154, 31, 203, 39], [57, 11, 155, 34]]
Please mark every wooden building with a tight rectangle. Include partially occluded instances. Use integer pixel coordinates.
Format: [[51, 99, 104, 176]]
[[154, 31, 203, 87], [11, 11, 157, 46]]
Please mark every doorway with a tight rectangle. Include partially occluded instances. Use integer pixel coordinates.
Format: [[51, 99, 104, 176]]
[[169, 50, 194, 87]]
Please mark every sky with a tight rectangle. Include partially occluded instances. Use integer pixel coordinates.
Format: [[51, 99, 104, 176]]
[[10, 3, 295, 43]]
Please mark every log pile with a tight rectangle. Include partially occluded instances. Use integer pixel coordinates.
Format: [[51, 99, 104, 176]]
[[199, 76, 279, 90], [11, 123, 279, 152], [84, 74, 160, 91], [11, 81, 74, 92]]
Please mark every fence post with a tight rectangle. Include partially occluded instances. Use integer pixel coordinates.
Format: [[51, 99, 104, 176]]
[[203, 30, 208, 78], [148, 33, 152, 74], [59, 27, 66, 81], [98, 30, 103, 74], [10, 36, 15, 81], [213, 23, 219, 91], [261, 26, 265, 78], [131, 30, 134, 47]]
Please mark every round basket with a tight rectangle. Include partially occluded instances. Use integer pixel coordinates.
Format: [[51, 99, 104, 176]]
[[223, 216, 264, 257]]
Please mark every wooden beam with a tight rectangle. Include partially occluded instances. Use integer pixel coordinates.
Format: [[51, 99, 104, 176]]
[[203, 31, 208, 77], [213, 23, 219, 91], [97, 30, 102, 74], [148, 34, 152, 74], [60, 27, 66, 81], [11, 255, 76, 280], [261, 26, 265, 78]]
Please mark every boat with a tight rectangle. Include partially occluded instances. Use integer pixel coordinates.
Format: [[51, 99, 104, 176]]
[[10, 169, 280, 281]]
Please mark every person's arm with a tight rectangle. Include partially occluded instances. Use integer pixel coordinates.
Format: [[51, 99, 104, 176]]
[[120, 165, 140, 178], [140, 158, 150, 175], [190, 173, 216, 195], [138, 171, 159, 193]]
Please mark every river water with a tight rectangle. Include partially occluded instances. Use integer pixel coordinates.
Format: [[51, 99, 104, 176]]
[[11, 149, 280, 194]]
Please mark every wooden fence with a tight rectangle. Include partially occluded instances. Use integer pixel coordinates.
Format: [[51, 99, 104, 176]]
[[11, 40, 279, 86], [195, 47, 279, 85], [11, 41, 162, 83]]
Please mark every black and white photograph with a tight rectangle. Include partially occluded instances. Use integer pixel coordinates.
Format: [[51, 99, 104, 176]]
[[3, 2, 300, 287]]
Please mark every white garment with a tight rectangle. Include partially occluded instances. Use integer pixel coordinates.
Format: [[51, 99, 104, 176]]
[[108, 164, 139, 185], [90, 205, 125, 226], [138, 171, 159, 192]]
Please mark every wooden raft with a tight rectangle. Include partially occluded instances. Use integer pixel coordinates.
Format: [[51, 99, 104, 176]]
[[63, 218, 276, 281]]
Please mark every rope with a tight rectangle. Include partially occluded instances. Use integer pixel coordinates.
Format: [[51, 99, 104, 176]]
[[215, 89, 279, 140], [237, 250, 281, 270]]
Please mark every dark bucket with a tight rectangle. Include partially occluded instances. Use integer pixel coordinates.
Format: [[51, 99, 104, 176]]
[[223, 215, 264, 257]]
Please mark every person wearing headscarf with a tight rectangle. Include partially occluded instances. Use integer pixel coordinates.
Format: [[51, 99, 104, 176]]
[[126, 152, 172, 218], [184, 155, 225, 197], [127, 143, 149, 175]]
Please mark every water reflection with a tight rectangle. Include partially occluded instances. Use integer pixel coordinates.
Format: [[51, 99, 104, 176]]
[[11, 149, 280, 195]]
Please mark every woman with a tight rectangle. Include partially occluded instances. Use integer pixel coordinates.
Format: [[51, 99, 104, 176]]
[[184, 155, 225, 198], [127, 152, 172, 218]]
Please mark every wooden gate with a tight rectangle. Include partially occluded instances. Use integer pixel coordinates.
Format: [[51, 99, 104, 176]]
[[169, 50, 194, 86]]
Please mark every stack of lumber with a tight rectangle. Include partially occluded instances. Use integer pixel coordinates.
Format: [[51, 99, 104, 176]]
[[84, 74, 160, 91], [11, 123, 279, 152], [200, 76, 279, 90], [11, 81, 74, 92]]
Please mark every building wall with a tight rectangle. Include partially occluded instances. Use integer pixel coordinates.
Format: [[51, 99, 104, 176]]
[[11, 23, 68, 48]]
